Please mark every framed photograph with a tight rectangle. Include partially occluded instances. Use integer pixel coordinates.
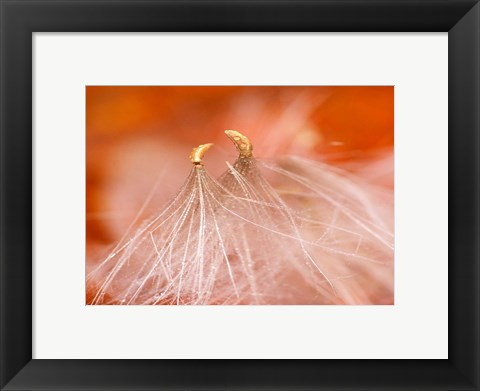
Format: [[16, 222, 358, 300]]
[[85, 85, 395, 307], [1, 0, 478, 390]]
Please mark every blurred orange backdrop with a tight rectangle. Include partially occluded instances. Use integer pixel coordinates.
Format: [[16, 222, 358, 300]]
[[86, 86, 393, 260]]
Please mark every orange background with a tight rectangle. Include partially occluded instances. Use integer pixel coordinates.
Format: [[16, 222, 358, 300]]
[[86, 86, 393, 253]]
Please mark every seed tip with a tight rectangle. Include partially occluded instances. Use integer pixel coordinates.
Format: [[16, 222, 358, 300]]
[[224, 130, 253, 158], [189, 143, 213, 165]]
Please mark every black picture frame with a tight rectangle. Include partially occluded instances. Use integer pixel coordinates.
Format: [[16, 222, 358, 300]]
[[1, 1, 479, 390]]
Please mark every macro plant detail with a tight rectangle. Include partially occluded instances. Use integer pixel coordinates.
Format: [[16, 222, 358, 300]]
[[87, 129, 394, 305]]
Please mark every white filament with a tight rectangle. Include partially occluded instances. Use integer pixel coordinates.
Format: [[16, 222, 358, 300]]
[[88, 155, 393, 305]]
